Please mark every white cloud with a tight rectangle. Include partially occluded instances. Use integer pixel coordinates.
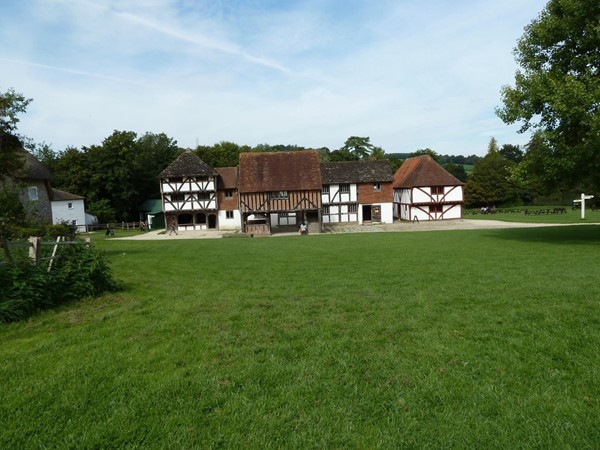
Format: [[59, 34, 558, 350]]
[[0, 0, 548, 155]]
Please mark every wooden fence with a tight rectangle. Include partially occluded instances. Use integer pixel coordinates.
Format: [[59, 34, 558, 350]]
[[1, 236, 90, 271]]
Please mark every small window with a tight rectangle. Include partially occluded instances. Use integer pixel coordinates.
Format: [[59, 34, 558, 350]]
[[226, 210, 234, 219], [348, 204, 358, 213], [225, 190, 233, 199], [430, 204, 443, 213], [170, 177, 183, 183], [171, 193, 185, 202], [340, 184, 350, 194], [198, 192, 211, 201], [431, 186, 444, 195], [270, 191, 288, 200], [323, 205, 330, 215], [322, 185, 330, 194], [374, 182, 381, 192], [68, 202, 73, 209], [28, 186, 39, 201]]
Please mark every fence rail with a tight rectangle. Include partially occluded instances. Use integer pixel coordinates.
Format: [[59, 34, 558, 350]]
[[1, 236, 90, 270]]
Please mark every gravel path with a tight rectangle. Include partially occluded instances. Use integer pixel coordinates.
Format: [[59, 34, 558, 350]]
[[113, 219, 595, 240]]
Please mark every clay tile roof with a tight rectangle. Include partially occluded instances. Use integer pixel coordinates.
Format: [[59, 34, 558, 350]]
[[238, 151, 322, 193], [393, 155, 464, 188], [51, 188, 84, 201], [321, 160, 394, 184], [160, 150, 216, 178], [215, 167, 238, 189]]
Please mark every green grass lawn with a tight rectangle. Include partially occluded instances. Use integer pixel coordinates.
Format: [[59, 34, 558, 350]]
[[2, 227, 600, 448], [466, 207, 600, 224]]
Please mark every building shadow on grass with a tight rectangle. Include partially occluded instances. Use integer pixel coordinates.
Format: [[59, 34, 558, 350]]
[[487, 225, 600, 246]]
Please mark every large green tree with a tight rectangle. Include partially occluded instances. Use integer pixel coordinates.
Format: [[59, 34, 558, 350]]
[[51, 131, 180, 220], [0, 88, 31, 183], [464, 138, 522, 207], [497, 0, 600, 191]]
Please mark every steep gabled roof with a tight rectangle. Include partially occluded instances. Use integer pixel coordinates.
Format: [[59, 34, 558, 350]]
[[52, 188, 83, 201], [393, 155, 464, 188], [215, 167, 238, 190], [321, 160, 394, 184], [160, 150, 216, 178], [23, 151, 52, 180], [238, 151, 322, 193]]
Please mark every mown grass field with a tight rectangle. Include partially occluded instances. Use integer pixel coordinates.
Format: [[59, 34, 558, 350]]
[[466, 207, 600, 224], [1, 226, 600, 448]]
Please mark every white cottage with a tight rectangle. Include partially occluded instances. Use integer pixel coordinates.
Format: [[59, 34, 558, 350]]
[[393, 155, 464, 221], [51, 189, 93, 232]]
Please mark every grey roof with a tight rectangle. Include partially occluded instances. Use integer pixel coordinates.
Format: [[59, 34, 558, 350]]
[[52, 189, 84, 201], [22, 151, 52, 180], [160, 150, 216, 178], [321, 160, 394, 184]]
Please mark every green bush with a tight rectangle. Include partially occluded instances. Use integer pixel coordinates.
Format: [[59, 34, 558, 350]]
[[0, 242, 118, 323]]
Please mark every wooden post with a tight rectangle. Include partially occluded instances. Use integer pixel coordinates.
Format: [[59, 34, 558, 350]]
[[28, 236, 41, 265], [1, 237, 13, 264]]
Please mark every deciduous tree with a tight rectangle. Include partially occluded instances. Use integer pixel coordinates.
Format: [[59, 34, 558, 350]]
[[497, 0, 600, 190]]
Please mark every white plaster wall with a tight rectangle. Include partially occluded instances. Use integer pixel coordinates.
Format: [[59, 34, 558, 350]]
[[52, 199, 86, 231], [218, 210, 241, 230]]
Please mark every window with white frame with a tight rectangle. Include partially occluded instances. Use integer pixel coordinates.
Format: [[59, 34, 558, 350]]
[[340, 184, 350, 194], [348, 204, 358, 213], [28, 186, 39, 201], [226, 210, 234, 219], [68, 202, 73, 209], [374, 182, 381, 192]]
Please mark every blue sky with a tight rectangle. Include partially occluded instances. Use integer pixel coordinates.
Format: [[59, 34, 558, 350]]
[[1, 0, 548, 156]]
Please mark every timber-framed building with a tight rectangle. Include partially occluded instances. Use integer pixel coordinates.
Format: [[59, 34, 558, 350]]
[[238, 151, 322, 235], [393, 155, 464, 221]]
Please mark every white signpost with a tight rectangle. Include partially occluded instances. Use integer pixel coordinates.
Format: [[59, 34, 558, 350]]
[[573, 193, 594, 220]]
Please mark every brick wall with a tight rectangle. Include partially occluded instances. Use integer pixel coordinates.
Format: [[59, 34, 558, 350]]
[[357, 182, 393, 204]]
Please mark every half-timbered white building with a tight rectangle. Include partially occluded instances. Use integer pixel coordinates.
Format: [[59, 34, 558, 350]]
[[160, 150, 219, 231], [238, 151, 322, 235], [321, 161, 394, 224], [393, 155, 464, 221]]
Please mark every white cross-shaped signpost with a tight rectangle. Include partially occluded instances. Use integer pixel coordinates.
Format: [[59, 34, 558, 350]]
[[573, 193, 594, 219]]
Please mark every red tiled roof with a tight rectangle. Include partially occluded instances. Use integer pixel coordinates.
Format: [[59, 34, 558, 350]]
[[215, 167, 238, 189], [393, 155, 464, 188], [238, 151, 322, 193]]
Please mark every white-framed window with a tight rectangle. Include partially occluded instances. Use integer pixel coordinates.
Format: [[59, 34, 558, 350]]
[[323, 205, 330, 215], [348, 204, 358, 213], [226, 210, 234, 219], [374, 182, 381, 192], [28, 186, 39, 201], [340, 184, 350, 194], [68, 202, 73, 209]]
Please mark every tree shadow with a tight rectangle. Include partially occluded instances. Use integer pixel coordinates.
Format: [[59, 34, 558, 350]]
[[487, 225, 600, 246]]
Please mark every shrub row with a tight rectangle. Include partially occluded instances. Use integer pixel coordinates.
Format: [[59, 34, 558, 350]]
[[0, 243, 118, 323]]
